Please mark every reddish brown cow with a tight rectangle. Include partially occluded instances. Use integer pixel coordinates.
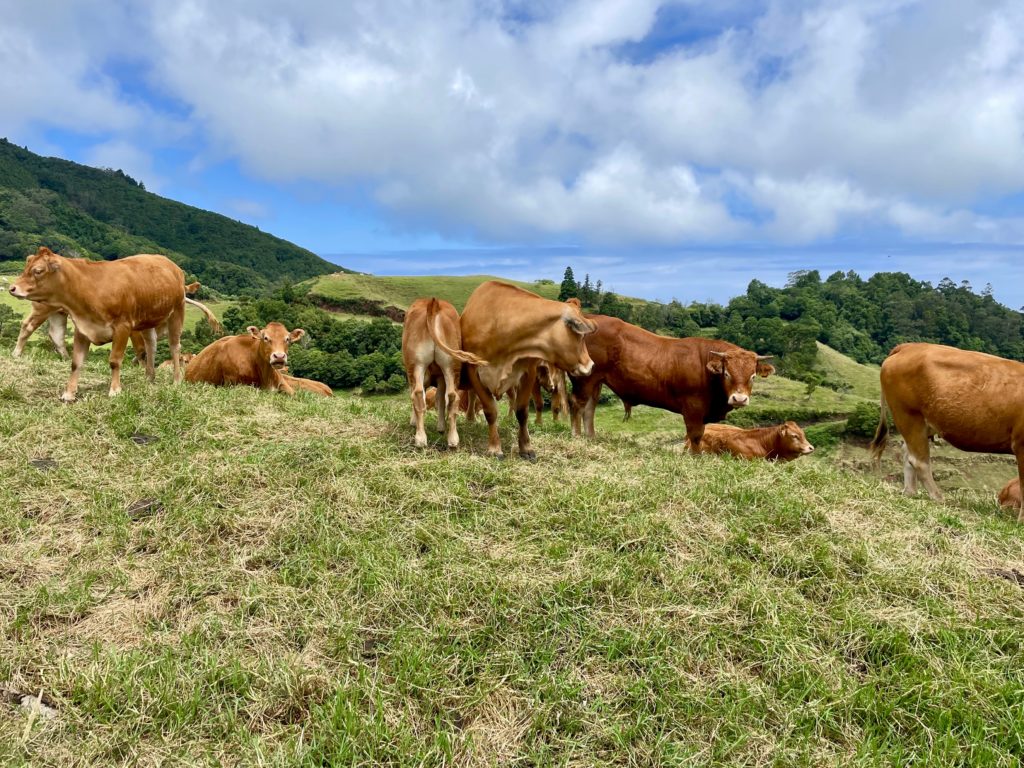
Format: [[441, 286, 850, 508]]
[[870, 342, 1024, 522], [687, 421, 814, 461], [460, 282, 596, 459], [185, 322, 305, 394], [9, 247, 188, 401], [998, 477, 1020, 509], [569, 315, 774, 451], [402, 298, 485, 449]]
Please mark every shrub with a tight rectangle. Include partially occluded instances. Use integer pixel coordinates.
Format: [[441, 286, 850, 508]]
[[846, 400, 884, 437]]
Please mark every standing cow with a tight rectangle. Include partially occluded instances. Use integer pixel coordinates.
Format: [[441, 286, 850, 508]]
[[569, 315, 774, 452], [460, 282, 596, 459], [870, 342, 1024, 522], [402, 298, 485, 449], [9, 247, 188, 401]]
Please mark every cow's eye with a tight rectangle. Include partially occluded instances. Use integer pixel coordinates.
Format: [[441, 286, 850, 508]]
[[32, 267, 44, 275], [749, 375, 755, 383], [263, 335, 270, 342], [724, 371, 731, 380]]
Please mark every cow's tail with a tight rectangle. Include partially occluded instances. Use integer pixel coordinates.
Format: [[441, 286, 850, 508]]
[[869, 387, 889, 468], [185, 297, 223, 334], [426, 298, 488, 366]]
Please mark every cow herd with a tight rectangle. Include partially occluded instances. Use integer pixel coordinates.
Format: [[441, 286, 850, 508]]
[[7, 247, 1024, 522]]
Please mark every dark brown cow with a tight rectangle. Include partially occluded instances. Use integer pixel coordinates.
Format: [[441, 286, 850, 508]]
[[9, 247, 188, 401], [185, 322, 305, 394], [460, 281, 596, 459], [402, 298, 485, 449], [687, 421, 814, 461], [870, 342, 1024, 522], [998, 477, 1020, 509], [569, 315, 774, 451]]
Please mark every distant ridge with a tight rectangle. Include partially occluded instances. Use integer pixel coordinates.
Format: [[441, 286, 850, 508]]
[[0, 139, 342, 292]]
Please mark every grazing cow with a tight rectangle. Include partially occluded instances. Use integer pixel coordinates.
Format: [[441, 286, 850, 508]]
[[687, 421, 814, 461], [9, 247, 188, 401], [870, 342, 1024, 522], [569, 315, 774, 451], [999, 477, 1020, 509], [12, 302, 68, 359], [185, 322, 305, 394], [402, 298, 485, 449], [459, 281, 596, 459]]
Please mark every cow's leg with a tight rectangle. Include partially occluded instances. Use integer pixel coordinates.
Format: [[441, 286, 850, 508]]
[[167, 303, 185, 384], [107, 326, 131, 396], [130, 331, 146, 366], [901, 422, 942, 501], [514, 373, 536, 460], [467, 366, 503, 457], [61, 330, 91, 403], [46, 313, 68, 358], [441, 366, 460, 449], [506, 389, 515, 419], [13, 305, 53, 358], [435, 378, 448, 434], [409, 365, 428, 448], [1012, 438, 1024, 523], [684, 417, 706, 454], [142, 328, 158, 383], [532, 378, 544, 425], [464, 390, 478, 422], [583, 384, 601, 438]]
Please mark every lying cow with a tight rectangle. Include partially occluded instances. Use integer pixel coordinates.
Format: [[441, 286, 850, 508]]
[[998, 477, 1020, 509], [9, 247, 189, 400], [459, 282, 596, 459], [870, 342, 1024, 522], [402, 298, 485, 449], [687, 421, 814, 461], [159, 352, 195, 368], [279, 368, 333, 397], [185, 322, 305, 394], [569, 315, 774, 452]]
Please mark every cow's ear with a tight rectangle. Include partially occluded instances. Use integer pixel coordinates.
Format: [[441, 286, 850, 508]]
[[184, 281, 200, 294], [756, 361, 775, 378], [289, 328, 306, 342], [38, 246, 53, 257], [564, 314, 594, 335], [47, 259, 60, 272], [706, 358, 724, 375], [566, 297, 582, 309], [247, 326, 261, 338]]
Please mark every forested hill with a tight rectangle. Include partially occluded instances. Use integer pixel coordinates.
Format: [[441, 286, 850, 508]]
[[0, 138, 339, 293]]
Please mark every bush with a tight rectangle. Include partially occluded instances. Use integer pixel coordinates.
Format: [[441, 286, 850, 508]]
[[845, 400, 884, 438]]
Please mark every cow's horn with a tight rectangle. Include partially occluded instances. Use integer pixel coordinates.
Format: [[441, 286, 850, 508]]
[[709, 350, 726, 357], [756, 354, 774, 360]]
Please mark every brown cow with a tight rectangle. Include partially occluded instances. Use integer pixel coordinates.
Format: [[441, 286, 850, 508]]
[[185, 322, 305, 394], [998, 477, 1020, 509], [9, 247, 188, 401], [459, 282, 596, 459], [132, 282, 221, 365], [687, 421, 814, 461], [12, 301, 68, 359], [159, 352, 195, 368], [402, 298, 485, 449], [870, 342, 1024, 522], [281, 372, 333, 397], [569, 315, 774, 451]]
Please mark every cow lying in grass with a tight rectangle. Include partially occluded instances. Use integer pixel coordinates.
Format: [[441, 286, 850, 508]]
[[686, 421, 814, 461], [186, 323, 305, 394], [998, 477, 1020, 509]]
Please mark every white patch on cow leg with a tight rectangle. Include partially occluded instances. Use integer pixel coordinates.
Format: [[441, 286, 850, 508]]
[[410, 366, 428, 448], [47, 314, 68, 358], [108, 327, 131, 397], [441, 368, 459, 449], [902, 448, 918, 495], [62, 331, 90, 403]]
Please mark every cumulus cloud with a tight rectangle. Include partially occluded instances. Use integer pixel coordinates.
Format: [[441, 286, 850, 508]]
[[2, 0, 1023, 247]]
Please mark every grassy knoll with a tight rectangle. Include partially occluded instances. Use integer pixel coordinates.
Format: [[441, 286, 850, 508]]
[[307, 273, 559, 313], [2, 347, 1023, 767], [815, 343, 881, 400]]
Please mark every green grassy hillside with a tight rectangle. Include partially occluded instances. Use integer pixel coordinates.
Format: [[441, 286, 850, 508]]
[[307, 273, 559, 315], [2, 347, 1023, 766], [815, 341, 881, 400]]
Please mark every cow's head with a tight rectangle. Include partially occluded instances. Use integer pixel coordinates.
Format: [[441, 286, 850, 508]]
[[536, 362, 557, 390], [248, 322, 305, 369], [780, 421, 814, 456], [706, 349, 774, 407], [9, 247, 63, 302], [549, 298, 597, 377], [181, 353, 195, 365]]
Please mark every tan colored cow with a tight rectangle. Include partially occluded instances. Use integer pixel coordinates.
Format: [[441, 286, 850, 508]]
[[9, 247, 188, 401], [687, 421, 815, 461], [132, 282, 221, 365], [281, 372, 333, 397], [998, 477, 1020, 509], [185, 323, 305, 393], [460, 282, 596, 459], [159, 352, 195, 368], [870, 342, 1024, 522], [402, 298, 485, 449]]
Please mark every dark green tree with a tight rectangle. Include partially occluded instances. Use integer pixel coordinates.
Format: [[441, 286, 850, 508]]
[[558, 267, 578, 301]]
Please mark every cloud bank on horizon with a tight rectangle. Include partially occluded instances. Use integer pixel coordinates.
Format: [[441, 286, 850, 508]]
[[1, 0, 1023, 303]]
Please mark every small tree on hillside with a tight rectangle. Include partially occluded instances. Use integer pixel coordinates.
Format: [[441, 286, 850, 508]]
[[558, 267, 578, 301]]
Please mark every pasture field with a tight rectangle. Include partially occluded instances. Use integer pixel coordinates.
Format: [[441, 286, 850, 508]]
[[306, 273, 560, 313], [2, 346, 1024, 767]]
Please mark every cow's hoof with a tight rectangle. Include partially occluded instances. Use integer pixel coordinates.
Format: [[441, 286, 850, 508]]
[[11, 350, 22, 359], [489, 452, 506, 461], [519, 450, 537, 461], [60, 392, 76, 403], [108, 388, 121, 397], [414, 436, 428, 449]]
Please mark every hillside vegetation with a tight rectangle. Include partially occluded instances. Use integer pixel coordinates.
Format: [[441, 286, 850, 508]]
[[2, 347, 1023, 766], [0, 139, 339, 293]]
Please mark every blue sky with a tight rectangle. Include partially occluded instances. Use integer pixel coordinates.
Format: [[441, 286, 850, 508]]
[[2, 0, 1023, 307]]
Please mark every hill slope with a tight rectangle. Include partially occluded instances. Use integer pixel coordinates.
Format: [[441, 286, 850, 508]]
[[1, 350, 1023, 765], [0, 139, 339, 292]]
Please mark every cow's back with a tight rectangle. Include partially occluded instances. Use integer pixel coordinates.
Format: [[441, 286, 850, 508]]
[[881, 343, 1024, 454], [72, 254, 184, 327]]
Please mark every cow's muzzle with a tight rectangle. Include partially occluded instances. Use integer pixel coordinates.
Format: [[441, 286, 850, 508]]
[[728, 393, 750, 407], [270, 354, 288, 368], [571, 360, 594, 377], [8, 284, 28, 299]]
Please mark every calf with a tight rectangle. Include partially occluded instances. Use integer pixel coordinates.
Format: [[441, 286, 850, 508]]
[[185, 322, 305, 394], [998, 477, 1020, 509], [281, 373, 333, 397], [569, 315, 774, 451], [687, 421, 814, 461], [402, 298, 485, 448], [9, 247, 188, 400], [870, 342, 1024, 522], [159, 352, 195, 368], [460, 282, 596, 459]]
